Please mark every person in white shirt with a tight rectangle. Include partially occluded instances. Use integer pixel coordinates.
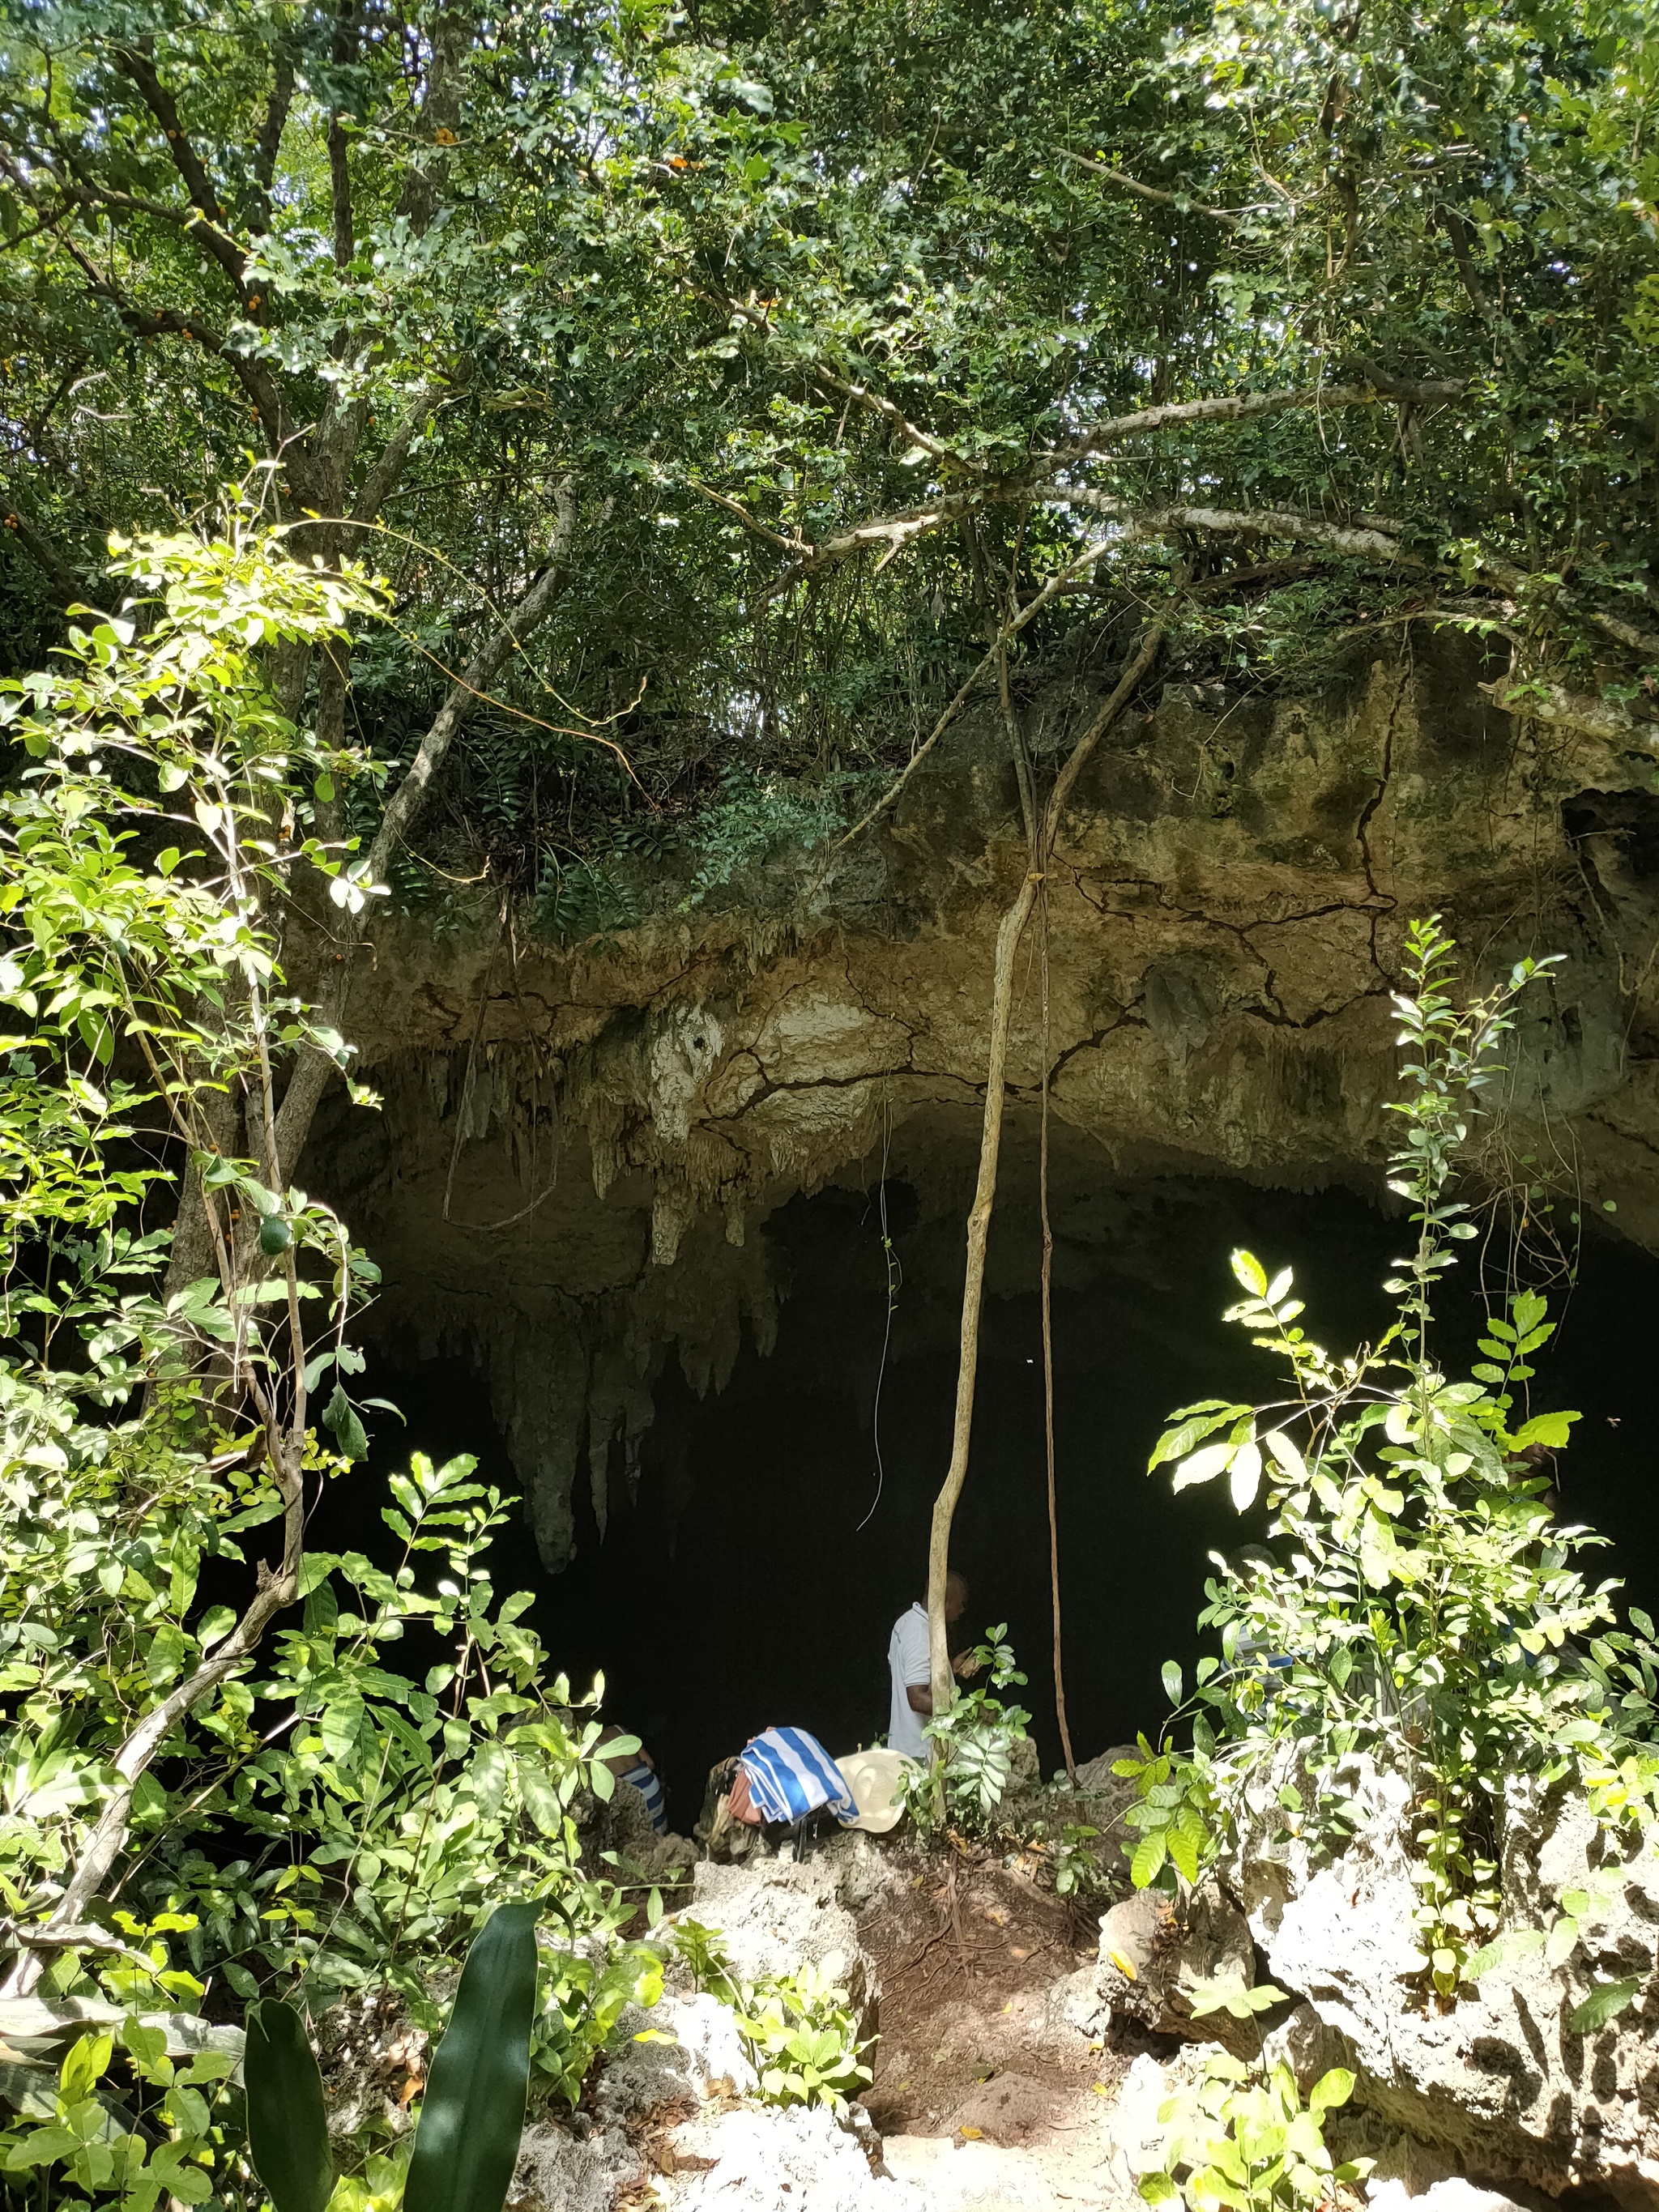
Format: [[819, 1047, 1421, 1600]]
[[887, 1571, 980, 1758]]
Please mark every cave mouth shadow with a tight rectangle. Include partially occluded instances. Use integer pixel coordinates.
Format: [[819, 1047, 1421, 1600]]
[[353, 1156, 1659, 1835]]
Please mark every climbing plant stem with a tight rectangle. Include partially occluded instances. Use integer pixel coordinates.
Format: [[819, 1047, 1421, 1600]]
[[927, 621, 1166, 1758]]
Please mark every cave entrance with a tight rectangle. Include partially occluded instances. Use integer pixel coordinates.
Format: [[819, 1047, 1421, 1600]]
[[359, 1113, 1659, 1835]]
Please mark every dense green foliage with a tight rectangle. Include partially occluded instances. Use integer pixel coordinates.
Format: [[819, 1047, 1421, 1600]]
[[3, 0, 1658, 923], [1124, 921, 1659, 2005], [0, 522, 671, 2210], [1140, 2055, 1367, 2212]]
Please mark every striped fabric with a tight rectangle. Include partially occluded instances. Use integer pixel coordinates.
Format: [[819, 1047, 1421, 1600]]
[[739, 1727, 855, 1827], [621, 1761, 668, 1836]]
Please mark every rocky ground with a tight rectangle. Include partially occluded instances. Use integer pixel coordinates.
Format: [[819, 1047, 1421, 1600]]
[[499, 1751, 1659, 2212], [508, 1832, 1142, 2212]]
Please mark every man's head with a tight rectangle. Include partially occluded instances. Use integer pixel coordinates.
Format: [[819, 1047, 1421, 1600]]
[[945, 1570, 969, 1625]]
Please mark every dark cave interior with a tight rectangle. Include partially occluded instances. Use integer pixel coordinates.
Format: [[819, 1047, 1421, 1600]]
[[340, 1159, 1659, 1837]]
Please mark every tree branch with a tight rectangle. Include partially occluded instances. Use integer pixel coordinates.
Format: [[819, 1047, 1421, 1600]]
[[1112, 500, 1424, 563], [1478, 677, 1651, 746], [1, 1447, 305, 1997], [770, 490, 988, 588], [48, 166, 248, 271], [1053, 375, 1463, 460], [833, 528, 1125, 850], [1465, 547, 1659, 660], [54, 232, 294, 457], [113, 47, 249, 295], [807, 364, 987, 476], [249, 49, 295, 228], [927, 620, 1168, 1736], [396, 1, 470, 231], [699, 287, 985, 479], [362, 478, 577, 888], [684, 477, 812, 555], [328, 117, 355, 271], [0, 493, 86, 607], [326, 0, 360, 274], [1051, 144, 1243, 227], [348, 384, 437, 525], [271, 479, 580, 1180], [781, 484, 1422, 589]]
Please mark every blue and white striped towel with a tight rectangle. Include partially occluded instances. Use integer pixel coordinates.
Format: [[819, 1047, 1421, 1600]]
[[621, 1761, 668, 1836], [739, 1727, 855, 1826]]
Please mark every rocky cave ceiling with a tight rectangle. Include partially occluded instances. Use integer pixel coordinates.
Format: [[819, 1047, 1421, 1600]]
[[301, 633, 1659, 1564]]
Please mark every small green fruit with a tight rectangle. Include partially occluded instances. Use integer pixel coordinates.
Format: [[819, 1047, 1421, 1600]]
[[259, 1214, 293, 1256]]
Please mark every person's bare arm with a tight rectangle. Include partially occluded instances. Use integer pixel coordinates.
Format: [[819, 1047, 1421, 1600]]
[[906, 1683, 933, 1716]]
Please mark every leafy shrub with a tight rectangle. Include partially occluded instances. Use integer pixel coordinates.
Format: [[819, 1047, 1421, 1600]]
[[910, 1626, 1032, 1830], [1124, 918, 1659, 1996], [1140, 2056, 1370, 2212], [0, 2015, 238, 2210], [680, 766, 864, 906], [1051, 1821, 1112, 1900], [672, 1922, 873, 2112], [533, 852, 643, 944], [731, 1966, 873, 2112]]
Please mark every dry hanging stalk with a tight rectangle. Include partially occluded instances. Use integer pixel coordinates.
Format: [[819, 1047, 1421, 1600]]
[[926, 621, 1166, 1728]]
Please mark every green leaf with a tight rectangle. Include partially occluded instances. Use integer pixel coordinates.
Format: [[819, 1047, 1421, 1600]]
[[195, 1604, 237, 1651], [1173, 1440, 1235, 1492], [322, 1384, 369, 1463], [1165, 1822, 1200, 1884], [1230, 1250, 1268, 1296], [1546, 1916, 1580, 1969], [1228, 1440, 1262, 1511], [468, 1739, 510, 1820], [1512, 1410, 1580, 1449], [405, 1903, 539, 2212], [59, 2031, 112, 2104], [1129, 1831, 1167, 1889], [516, 1757, 564, 1836], [1161, 1660, 1183, 1707], [1149, 1409, 1236, 1472], [320, 1690, 364, 1762], [1465, 1928, 1546, 1980], [1308, 2067, 1356, 2113], [245, 2001, 333, 2212], [1262, 1430, 1305, 1483], [1567, 1979, 1644, 2035], [296, 1552, 339, 1598]]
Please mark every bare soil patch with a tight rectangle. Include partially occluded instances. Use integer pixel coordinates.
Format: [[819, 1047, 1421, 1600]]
[[858, 1838, 1149, 2149]]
